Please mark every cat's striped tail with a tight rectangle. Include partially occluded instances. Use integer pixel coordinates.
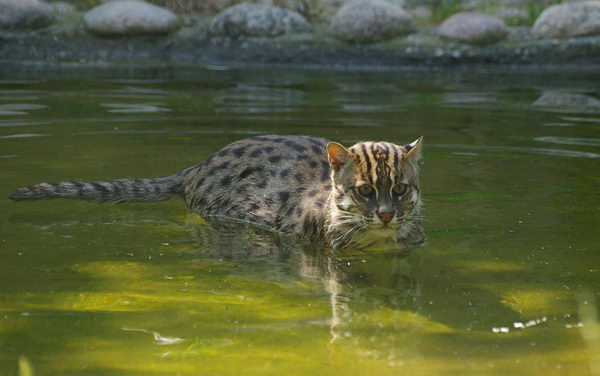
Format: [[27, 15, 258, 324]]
[[8, 172, 184, 203]]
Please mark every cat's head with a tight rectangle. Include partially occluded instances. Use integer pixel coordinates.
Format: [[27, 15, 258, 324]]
[[326, 137, 423, 231]]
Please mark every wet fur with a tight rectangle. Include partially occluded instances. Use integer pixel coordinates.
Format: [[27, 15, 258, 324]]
[[9, 135, 424, 250]]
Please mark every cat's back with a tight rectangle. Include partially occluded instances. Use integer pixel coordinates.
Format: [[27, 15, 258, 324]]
[[184, 135, 332, 232]]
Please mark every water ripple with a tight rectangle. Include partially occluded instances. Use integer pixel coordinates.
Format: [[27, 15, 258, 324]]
[[535, 137, 600, 147], [339, 104, 405, 113], [335, 83, 402, 94], [214, 84, 306, 106], [101, 103, 171, 113], [0, 120, 52, 127], [0, 133, 50, 139], [76, 130, 266, 136], [443, 92, 496, 105], [336, 118, 385, 127], [434, 144, 600, 159], [543, 122, 575, 127], [561, 116, 600, 124], [0, 103, 47, 116], [215, 107, 297, 114], [0, 90, 46, 100]]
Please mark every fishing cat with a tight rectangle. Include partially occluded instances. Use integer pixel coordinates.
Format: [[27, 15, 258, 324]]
[[9, 135, 424, 250]]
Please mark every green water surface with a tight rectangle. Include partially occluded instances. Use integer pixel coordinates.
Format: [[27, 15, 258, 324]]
[[0, 66, 599, 376]]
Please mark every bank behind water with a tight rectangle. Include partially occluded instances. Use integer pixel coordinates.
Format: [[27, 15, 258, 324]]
[[1, 0, 600, 68]]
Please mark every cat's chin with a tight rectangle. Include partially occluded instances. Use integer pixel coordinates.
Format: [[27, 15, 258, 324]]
[[366, 224, 398, 232]]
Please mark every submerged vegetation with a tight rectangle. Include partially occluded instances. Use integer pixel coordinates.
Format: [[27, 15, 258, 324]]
[[1, 67, 599, 375]]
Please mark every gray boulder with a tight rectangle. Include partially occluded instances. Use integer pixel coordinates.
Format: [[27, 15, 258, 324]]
[[533, 1, 600, 38], [533, 91, 600, 111], [0, 0, 54, 29], [330, 0, 415, 43], [84, 0, 179, 35], [438, 12, 508, 45], [209, 2, 311, 38]]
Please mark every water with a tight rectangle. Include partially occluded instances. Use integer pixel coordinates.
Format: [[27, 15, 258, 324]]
[[1, 65, 599, 376]]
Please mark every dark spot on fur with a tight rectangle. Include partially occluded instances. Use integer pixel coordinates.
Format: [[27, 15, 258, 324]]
[[235, 186, 246, 194], [324, 184, 332, 191], [194, 178, 204, 190], [208, 161, 230, 175], [296, 187, 306, 193], [278, 191, 290, 203], [296, 154, 310, 161], [284, 140, 307, 152], [315, 199, 324, 208], [302, 216, 315, 237], [92, 182, 111, 195], [71, 181, 86, 197], [264, 146, 275, 153], [310, 144, 322, 154], [320, 161, 330, 181], [239, 167, 263, 180], [308, 189, 319, 197], [295, 207, 303, 216], [308, 160, 318, 168], [232, 146, 248, 157], [206, 183, 216, 192], [217, 149, 230, 157], [268, 155, 282, 163], [294, 173, 304, 183], [220, 175, 231, 187], [249, 148, 263, 158], [257, 180, 267, 189], [280, 168, 290, 178]]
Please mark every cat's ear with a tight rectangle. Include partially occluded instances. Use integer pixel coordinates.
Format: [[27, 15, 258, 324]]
[[404, 136, 423, 160], [327, 142, 351, 171]]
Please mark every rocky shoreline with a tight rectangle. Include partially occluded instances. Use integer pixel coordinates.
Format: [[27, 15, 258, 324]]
[[1, 0, 600, 69], [2, 26, 600, 69]]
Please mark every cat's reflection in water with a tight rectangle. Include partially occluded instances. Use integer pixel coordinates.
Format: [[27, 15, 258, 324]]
[[188, 216, 423, 362]]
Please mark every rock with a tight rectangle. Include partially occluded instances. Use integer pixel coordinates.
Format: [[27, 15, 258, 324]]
[[0, 0, 54, 29], [84, 0, 180, 35], [533, 91, 600, 110], [209, 2, 311, 38], [330, 0, 415, 44], [532, 1, 600, 39], [438, 12, 508, 45], [49, 1, 76, 14]]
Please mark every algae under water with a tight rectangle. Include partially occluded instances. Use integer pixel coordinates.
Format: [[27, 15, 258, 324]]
[[0, 65, 599, 375]]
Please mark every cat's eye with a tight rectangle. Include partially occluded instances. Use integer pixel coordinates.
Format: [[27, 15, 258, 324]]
[[392, 184, 408, 195], [357, 184, 374, 196]]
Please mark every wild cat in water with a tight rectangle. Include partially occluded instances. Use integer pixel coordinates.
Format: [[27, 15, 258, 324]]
[[9, 135, 424, 250]]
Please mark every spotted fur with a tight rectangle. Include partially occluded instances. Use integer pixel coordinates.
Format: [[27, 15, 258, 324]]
[[9, 135, 424, 250], [326, 138, 424, 249]]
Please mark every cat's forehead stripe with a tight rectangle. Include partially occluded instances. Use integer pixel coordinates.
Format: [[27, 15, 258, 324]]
[[350, 141, 405, 186]]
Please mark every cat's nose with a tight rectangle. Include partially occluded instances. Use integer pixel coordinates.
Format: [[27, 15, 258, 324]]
[[377, 211, 393, 223]]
